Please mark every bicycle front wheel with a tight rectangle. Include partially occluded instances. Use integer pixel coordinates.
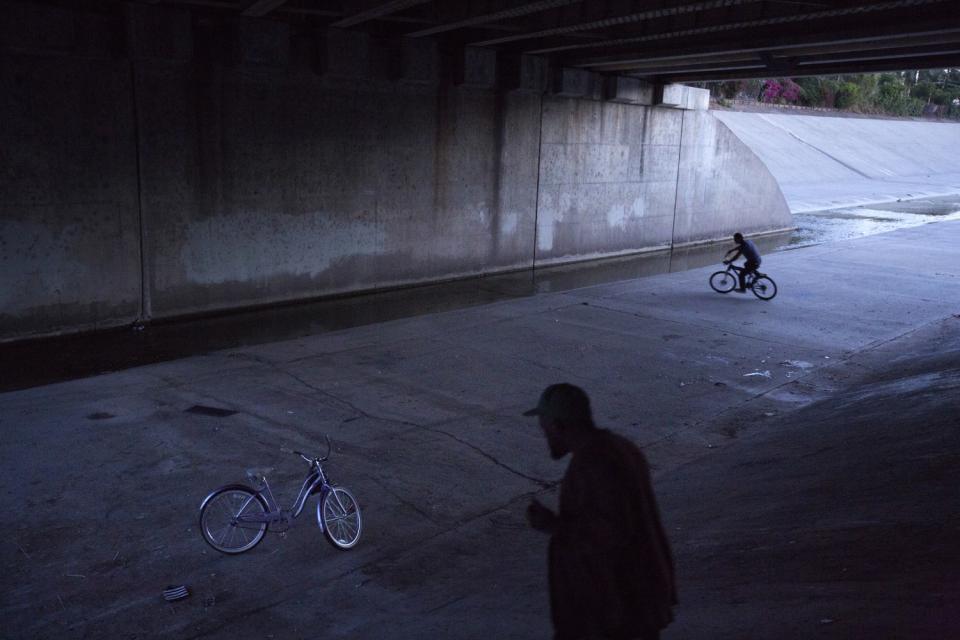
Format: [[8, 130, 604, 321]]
[[751, 275, 778, 300], [200, 486, 269, 554], [318, 487, 362, 550], [709, 270, 736, 293]]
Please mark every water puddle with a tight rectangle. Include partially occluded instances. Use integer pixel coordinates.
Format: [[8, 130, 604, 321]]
[[780, 195, 960, 249]]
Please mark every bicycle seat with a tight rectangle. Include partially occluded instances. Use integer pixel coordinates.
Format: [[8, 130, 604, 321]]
[[245, 467, 274, 484]]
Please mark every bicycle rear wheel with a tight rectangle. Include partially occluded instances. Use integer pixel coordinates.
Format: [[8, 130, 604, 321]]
[[751, 275, 778, 300], [709, 270, 737, 293], [200, 485, 269, 554], [318, 487, 362, 550]]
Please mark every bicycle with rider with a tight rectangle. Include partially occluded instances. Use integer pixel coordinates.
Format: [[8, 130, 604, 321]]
[[723, 232, 761, 293]]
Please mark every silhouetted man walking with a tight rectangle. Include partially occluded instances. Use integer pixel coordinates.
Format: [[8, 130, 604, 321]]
[[524, 383, 676, 640]]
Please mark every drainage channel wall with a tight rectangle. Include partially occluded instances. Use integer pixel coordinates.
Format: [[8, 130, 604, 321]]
[[714, 111, 960, 213], [0, 1, 790, 342]]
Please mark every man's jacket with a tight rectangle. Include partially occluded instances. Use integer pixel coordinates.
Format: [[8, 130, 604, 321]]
[[549, 429, 677, 639]]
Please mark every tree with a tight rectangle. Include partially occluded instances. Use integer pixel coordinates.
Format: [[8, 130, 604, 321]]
[[795, 77, 824, 106], [819, 78, 840, 108], [702, 68, 959, 118], [931, 89, 951, 106], [760, 79, 782, 102], [911, 82, 935, 102], [780, 79, 802, 103], [835, 82, 860, 109]]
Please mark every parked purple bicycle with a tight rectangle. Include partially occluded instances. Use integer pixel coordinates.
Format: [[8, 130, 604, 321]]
[[199, 437, 362, 554]]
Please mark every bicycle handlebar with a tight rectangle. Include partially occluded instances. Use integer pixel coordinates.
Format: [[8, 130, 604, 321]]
[[280, 435, 333, 464]]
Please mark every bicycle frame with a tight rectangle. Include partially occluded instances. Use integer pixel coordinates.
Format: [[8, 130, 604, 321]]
[[238, 463, 332, 526], [198, 436, 362, 554], [726, 263, 760, 284]]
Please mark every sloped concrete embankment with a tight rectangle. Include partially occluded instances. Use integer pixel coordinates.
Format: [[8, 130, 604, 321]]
[[714, 111, 960, 213]]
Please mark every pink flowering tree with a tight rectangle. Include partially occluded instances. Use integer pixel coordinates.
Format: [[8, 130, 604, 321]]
[[780, 79, 802, 103], [761, 79, 782, 102], [759, 78, 803, 104]]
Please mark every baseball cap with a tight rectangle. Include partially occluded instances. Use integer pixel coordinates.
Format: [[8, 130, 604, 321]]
[[522, 383, 592, 423]]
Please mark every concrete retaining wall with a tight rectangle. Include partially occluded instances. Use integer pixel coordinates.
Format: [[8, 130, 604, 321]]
[[534, 99, 791, 263], [0, 1, 790, 341], [535, 98, 678, 264], [135, 53, 542, 319], [0, 6, 143, 338]]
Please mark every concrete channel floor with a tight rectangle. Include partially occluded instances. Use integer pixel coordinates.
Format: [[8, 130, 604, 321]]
[[2, 221, 959, 639]]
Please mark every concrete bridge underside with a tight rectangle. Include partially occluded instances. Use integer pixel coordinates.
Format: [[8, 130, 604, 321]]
[[2, 0, 797, 341], [3, 0, 958, 342], [76, 0, 960, 81]]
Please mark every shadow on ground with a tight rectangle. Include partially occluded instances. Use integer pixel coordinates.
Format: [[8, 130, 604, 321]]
[[665, 317, 960, 639]]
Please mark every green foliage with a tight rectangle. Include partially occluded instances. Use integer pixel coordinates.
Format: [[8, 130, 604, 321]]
[[855, 74, 878, 101], [878, 82, 904, 101], [738, 78, 763, 99], [718, 81, 739, 99], [918, 69, 946, 84], [819, 78, 840, 108], [834, 82, 860, 109], [931, 90, 952, 106], [911, 82, 935, 101], [794, 77, 824, 106], [882, 94, 925, 117], [702, 68, 959, 118]]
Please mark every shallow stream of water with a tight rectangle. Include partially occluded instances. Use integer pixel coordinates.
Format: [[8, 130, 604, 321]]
[[780, 194, 960, 250]]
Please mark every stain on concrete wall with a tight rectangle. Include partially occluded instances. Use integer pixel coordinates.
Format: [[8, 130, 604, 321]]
[[135, 55, 542, 318]]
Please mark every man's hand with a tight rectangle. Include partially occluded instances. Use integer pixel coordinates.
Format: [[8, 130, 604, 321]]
[[527, 498, 558, 534]]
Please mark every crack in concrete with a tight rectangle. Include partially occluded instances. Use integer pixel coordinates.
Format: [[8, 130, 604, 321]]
[[423, 426, 553, 488], [424, 593, 469, 614], [259, 360, 553, 488], [366, 474, 440, 525], [159, 310, 960, 640]]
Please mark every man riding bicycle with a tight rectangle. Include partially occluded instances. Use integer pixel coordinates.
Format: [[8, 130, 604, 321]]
[[723, 232, 761, 293]]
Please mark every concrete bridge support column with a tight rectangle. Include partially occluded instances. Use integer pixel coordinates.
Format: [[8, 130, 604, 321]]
[[0, 2, 143, 338]]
